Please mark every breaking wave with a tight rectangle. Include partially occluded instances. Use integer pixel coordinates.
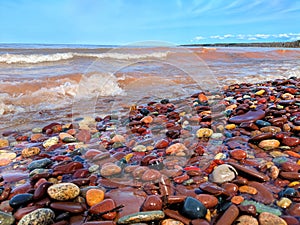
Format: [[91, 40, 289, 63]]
[[0, 51, 169, 64]]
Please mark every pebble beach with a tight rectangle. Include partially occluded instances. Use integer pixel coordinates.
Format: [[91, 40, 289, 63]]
[[0, 45, 300, 225]]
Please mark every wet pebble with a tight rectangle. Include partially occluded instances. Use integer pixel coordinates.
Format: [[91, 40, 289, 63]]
[[165, 143, 187, 155], [142, 169, 161, 182], [229, 109, 265, 124], [117, 210, 165, 224], [230, 149, 247, 160], [259, 212, 287, 225], [260, 126, 281, 133], [235, 215, 258, 225], [100, 163, 122, 176], [47, 183, 80, 201], [9, 193, 33, 208], [161, 219, 184, 225], [89, 198, 117, 220], [27, 158, 52, 171], [0, 139, 9, 148], [42, 137, 59, 148], [0, 151, 16, 160], [277, 197, 292, 209], [195, 194, 218, 209], [196, 128, 213, 138], [210, 164, 237, 184], [50, 201, 85, 213], [180, 196, 207, 219], [133, 145, 147, 152], [86, 189, 105, 206], [287, 203, 300, 217], [21, 147, 40, 158], [17, 208, 55, 225], [258, 139, 280, 150], [75, 129, 91, 143], [0, 211, 15, 225], [141, 195, 163, 211]]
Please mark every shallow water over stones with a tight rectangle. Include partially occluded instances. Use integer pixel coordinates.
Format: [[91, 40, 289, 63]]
[[0, 77, 300, 224]]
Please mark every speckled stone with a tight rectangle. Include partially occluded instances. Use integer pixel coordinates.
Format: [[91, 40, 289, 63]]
[[117, 210, 165, 224], [17, 208, 55, 225], [0, 139, 9, 148], [259, 212, 287, 225], [161, 219, 184, 225], [209, 164, 237, 184], [47, 183, 80, 201], [196, 128, 213, 138], [0, 211, 15, 225], [21, 147, 40, 158], [235, 215, 258, 225]]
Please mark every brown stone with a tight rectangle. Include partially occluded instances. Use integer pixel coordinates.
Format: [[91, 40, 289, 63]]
[[89, 199, 117, 220], [229, 109, 265, 124], [141, 195, 163, 211], [195, 194, 218, 208]]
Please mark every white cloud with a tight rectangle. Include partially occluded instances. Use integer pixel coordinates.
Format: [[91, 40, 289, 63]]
[[194, 36, 205, 40], [192, 32, 300, 42], [254, 34, 270, 39]]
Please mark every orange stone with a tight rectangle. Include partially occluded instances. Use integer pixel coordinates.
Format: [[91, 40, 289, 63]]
[[86, 189, 105, 206], [239, 185, 258, 195], [198, 93, 208, 102], [0, 158, 11, 166], [141, 116, 153, 124], [231, 196, 244, 204]]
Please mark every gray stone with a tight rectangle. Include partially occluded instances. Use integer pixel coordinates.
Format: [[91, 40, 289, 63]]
[[209, 164, 237, 184], [27, 158, 52, 171], [0, 211, 15, 225]]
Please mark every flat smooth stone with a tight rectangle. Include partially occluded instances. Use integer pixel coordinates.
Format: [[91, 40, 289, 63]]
[[229, 109, 265, 124], [117, 211, 165, 224]]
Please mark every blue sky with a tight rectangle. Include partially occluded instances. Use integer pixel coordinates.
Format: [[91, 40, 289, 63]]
[[0, 0, 300, 45]]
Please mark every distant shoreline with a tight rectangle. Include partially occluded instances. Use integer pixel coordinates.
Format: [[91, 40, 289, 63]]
[[182, 40, 300, 48]]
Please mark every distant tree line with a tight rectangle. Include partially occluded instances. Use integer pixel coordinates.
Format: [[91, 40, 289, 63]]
[[183, 40, 300, 48]]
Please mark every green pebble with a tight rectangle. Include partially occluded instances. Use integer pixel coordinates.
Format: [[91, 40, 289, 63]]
[[112, 142, 125, 149], [62, 137, 77, 143], [117, 210, 165, 224], [241, 200, 282, 216]]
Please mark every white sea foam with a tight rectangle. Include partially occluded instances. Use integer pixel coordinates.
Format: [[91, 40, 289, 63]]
[[0, 51, 169, 64]]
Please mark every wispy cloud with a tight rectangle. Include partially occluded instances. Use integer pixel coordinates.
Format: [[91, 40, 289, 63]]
[[192, 33, 300, 42]]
